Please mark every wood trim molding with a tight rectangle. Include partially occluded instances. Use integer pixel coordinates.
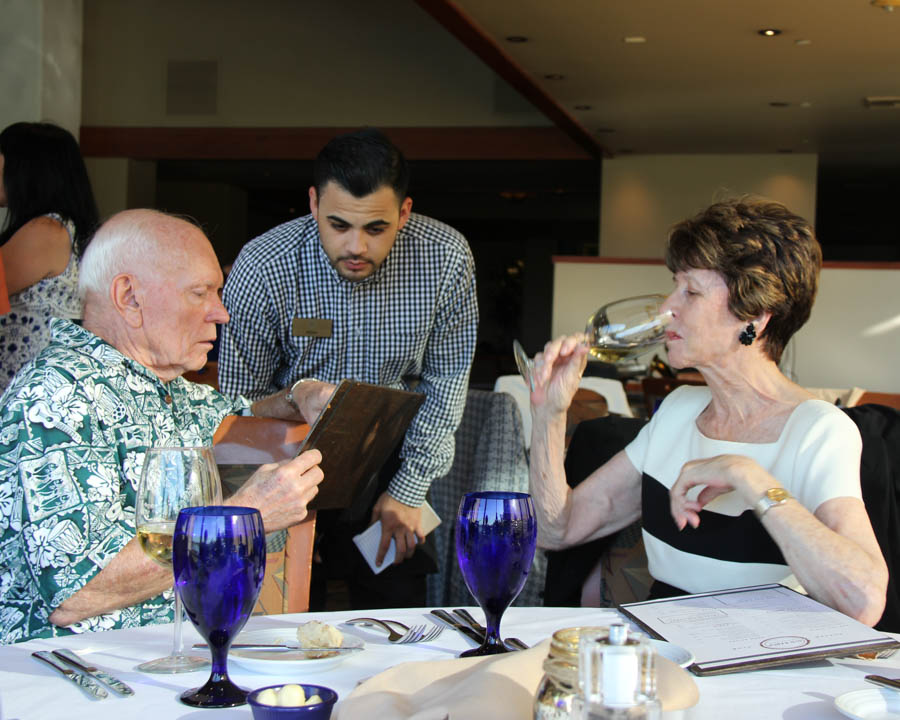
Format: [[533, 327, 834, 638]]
[[413, 0, 606, 160], [552, 256, 900, 270], [79, 125, 595, 161]]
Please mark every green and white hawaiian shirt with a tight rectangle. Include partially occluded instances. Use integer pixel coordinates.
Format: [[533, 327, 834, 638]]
[[0, 319, 249, 644]]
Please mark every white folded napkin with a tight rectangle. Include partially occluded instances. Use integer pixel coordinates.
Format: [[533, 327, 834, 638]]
[[333, 638, 698, 720]]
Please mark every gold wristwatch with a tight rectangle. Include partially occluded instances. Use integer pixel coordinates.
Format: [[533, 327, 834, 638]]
[[753, 487, 793, 519]]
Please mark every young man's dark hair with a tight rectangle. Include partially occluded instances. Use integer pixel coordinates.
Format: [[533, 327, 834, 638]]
[[313, 128, 410, 201]]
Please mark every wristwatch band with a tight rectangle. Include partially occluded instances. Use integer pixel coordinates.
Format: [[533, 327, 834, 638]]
[[285, 378, 315, 412], [754, 487, 793, 519]]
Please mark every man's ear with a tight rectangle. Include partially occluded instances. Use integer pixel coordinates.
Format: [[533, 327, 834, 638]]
[[110, 273, 143, 328], [398, 196, 413, 231], [309, 186, 319, 218]]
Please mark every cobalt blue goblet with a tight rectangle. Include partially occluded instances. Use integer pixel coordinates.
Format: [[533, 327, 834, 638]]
[[173, 506, 266, 708], [455, 491, 537, 657]]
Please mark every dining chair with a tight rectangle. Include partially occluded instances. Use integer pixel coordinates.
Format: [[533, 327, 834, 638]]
[[425, 389, 547, 607], [494, 374, 632, 449], [640, 376, 705, 417], [182, 361, 219, 391], [542, 414, 649, 608], [212, 415, 316, 614], [855, 391, 900, 411], [842, 403, 900, 632]]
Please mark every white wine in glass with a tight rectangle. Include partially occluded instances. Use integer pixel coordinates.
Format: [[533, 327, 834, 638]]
[[135, 446, 222, 674], [513, 294, 672, 390], [584, 294, 672, 362]]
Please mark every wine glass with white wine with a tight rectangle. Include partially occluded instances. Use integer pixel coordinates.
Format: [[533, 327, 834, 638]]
[[513, 294, 672, 390], [135, 446, 222, 673]]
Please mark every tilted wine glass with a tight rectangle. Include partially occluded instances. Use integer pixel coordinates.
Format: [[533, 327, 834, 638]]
[[513, 293, 673, 390], [134, 446, 222, 674], [174, 506, 266, 708], [455, 491, 537, 657]]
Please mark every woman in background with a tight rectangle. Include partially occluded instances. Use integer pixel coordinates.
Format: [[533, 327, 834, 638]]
[[0, 121, 99, 391]]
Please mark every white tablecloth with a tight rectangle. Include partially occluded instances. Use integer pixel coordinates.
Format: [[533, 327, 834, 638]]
[[1, 606, 897, 719]]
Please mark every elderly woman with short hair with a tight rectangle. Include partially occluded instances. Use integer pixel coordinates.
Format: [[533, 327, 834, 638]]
[[530, 197, 887, 625]]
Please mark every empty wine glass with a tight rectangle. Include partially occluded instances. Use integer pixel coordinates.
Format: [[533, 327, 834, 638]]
[[174, 506, 266, 708], [455, 491, 537, 657], [135, 446, 222, 673], [513, 294, 672, 390]]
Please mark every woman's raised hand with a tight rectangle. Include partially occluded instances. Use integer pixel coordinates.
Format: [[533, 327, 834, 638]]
[[669, 454, 772, 530], [530, 333, 588, 415]]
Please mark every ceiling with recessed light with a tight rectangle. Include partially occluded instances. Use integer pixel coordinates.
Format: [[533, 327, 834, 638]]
[[435, 0, 900, 164]]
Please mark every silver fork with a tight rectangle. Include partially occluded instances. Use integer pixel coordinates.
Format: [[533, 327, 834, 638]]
[[407, 623, 444, 643], [346, 617, 443, 643]]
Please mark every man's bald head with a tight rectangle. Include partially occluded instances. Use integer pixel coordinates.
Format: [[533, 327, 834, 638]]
[[78, 208, 229, 382], [79, 209, 210, 305]]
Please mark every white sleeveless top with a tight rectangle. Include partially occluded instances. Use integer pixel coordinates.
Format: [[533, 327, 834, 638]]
[[0, 213, 83, 392]]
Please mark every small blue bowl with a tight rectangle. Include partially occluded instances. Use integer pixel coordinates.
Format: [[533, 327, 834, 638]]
[[247, 684, 338, 720]]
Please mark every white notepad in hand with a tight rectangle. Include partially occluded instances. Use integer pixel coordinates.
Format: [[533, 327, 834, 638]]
[[353, 501, 441, 574]]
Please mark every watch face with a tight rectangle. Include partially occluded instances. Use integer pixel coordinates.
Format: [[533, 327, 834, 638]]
[[766, 488, 791, 503]]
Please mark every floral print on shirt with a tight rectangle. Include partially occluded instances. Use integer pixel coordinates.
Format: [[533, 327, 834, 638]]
[[0, 319, 248, 643]]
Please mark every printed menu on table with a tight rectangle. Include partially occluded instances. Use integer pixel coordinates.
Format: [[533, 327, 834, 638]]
[[620, 583, 899, 675]]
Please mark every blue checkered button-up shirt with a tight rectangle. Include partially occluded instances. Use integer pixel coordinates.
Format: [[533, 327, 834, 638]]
[[219, 212, 478, 506]]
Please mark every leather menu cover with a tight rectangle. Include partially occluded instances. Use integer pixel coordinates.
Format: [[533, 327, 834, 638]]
[[299, 380, 424, 511]]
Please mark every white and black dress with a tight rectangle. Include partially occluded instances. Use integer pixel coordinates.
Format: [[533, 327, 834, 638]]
[[624, 385, 863, 597]]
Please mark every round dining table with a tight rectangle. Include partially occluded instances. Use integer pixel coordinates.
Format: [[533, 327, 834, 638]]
[[1, 605, 897, 719]]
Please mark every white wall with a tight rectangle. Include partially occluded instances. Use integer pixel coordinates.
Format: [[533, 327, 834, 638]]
[[552, 260, 900, 393], [600, 154, 818, 258], [81, 0, 548, 128], [0, 0, 83, 228]]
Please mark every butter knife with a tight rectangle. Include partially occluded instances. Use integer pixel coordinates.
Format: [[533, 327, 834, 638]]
[[430, 609, 482, 645], [51, 649, 134, 697], [865, 674, 900, 691], [451, 608, 530, 651], [32, 651, 108, 700], [192, 642, 360, 652]]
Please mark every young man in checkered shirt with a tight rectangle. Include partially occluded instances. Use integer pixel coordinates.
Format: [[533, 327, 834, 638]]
[[219, 128, 478, 608]]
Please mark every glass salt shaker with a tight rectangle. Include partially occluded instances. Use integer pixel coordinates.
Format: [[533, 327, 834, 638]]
[[577, 623, 661, 720]]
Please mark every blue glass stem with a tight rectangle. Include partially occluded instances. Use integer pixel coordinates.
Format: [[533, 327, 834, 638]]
[[482, 610, 508, 653], [209, 637, 230, 687]]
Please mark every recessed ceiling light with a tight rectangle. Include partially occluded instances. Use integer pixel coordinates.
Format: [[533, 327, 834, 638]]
[[505, 35, 529, 43], [769, 101, 790, 107], [623, 36, 647, 44], [871, 0, 900, 11], [574, 105, 592, 111], [795, 39, 812, 46], [800, 101, 812, 108], [544, 73, 565, 80], [758, 28, 782, 37]]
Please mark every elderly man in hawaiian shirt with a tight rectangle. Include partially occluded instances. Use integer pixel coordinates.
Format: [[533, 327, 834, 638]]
[[0, 209, 325, 644]]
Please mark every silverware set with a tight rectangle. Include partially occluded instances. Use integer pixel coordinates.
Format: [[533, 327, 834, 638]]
[[346, 617, 444, 643], [30, 610, 528, 700], [430, 609, 530, 651], [31, 649, 133, 700]]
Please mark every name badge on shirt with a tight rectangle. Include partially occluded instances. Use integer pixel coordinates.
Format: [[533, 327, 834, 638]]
[[292, 317, 333, 338]]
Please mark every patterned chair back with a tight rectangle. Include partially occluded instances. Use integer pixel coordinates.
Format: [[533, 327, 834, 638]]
[[426, 389, 546, 607]]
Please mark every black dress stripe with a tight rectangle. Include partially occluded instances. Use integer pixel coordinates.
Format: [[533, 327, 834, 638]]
[[642, 473, 787, 565]]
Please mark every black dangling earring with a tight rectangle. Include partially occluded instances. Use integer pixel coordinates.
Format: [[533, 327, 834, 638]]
[[739, 322, 756, 346]]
